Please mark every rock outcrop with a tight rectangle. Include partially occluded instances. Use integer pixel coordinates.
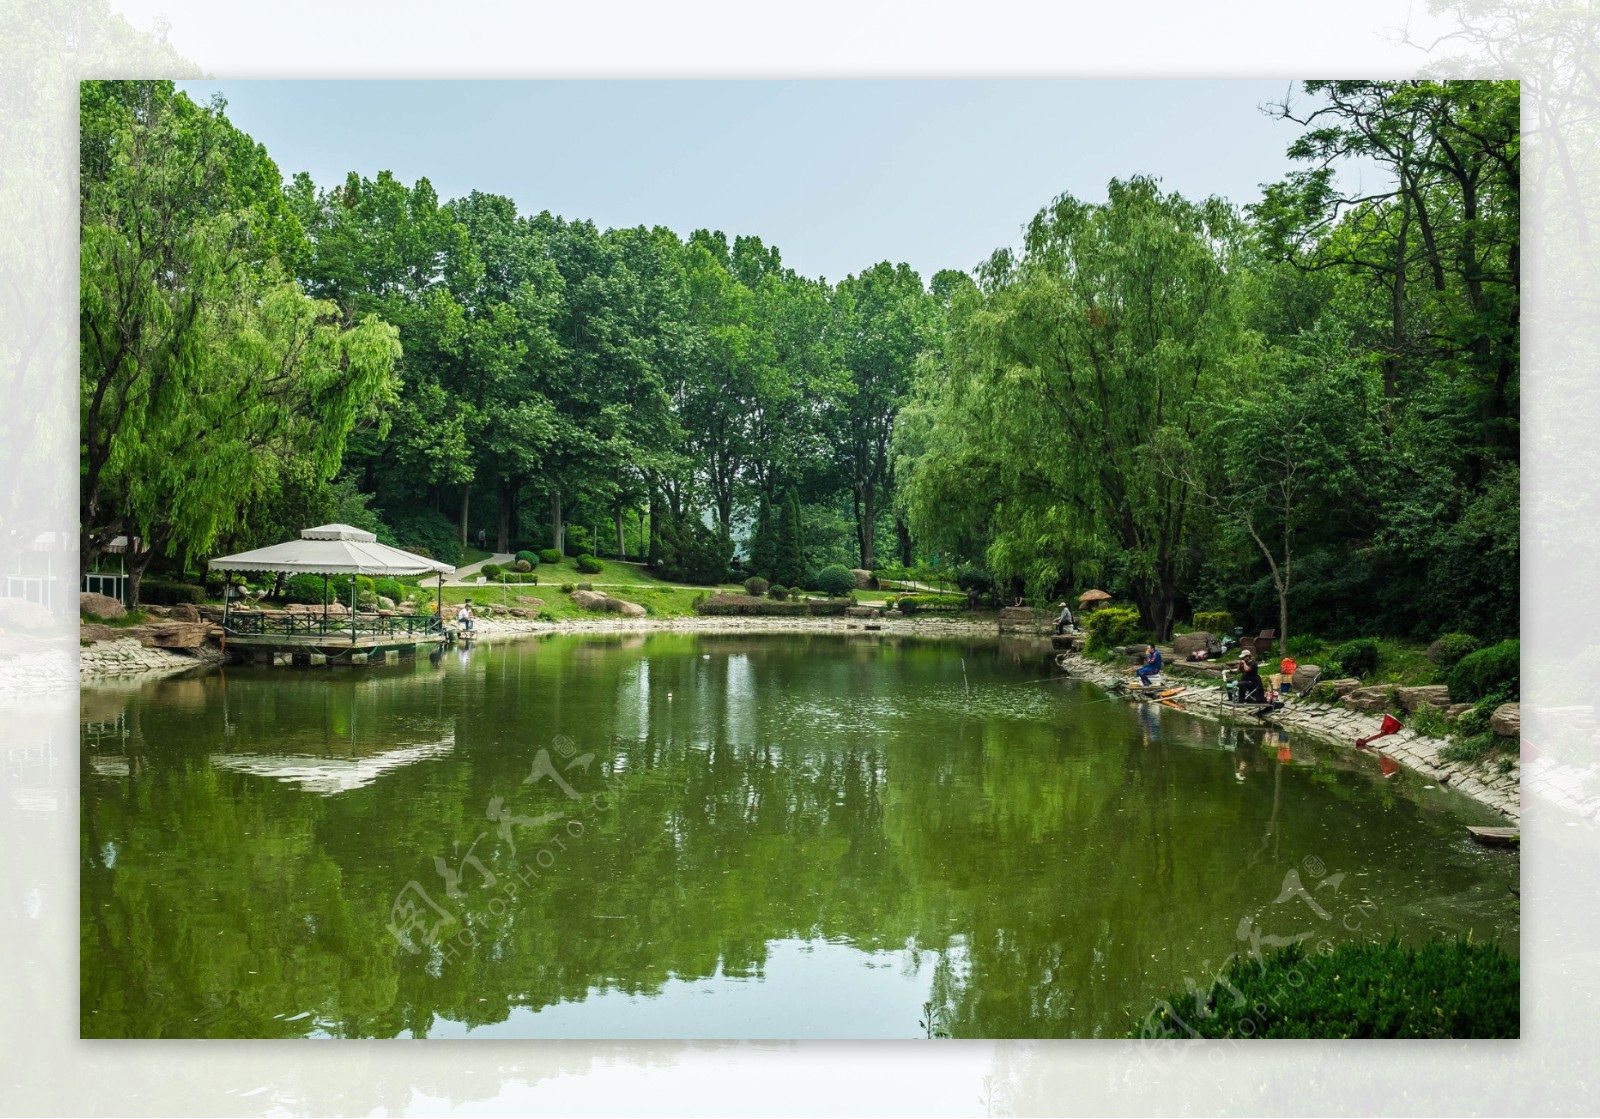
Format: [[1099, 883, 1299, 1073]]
[[79, 592, 126, 620], [1491, 703, 1520, 738], [1394, 685, 1451, 713]]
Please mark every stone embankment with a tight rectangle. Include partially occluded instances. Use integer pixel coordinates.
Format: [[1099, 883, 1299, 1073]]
[[1054, 651, 1519, 823]]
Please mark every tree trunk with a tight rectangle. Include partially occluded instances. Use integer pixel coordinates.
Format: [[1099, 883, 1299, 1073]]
[[550, 488, 563, 555], [895, 515, 913, 568], [459, 484, 470, 546], [614, 498, 626, 559], [859, 487, 877, 570], [496, 480, 516, 554]]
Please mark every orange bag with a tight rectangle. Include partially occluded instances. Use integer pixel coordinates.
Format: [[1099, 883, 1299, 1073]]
[[1280, 657, 1297, 678]]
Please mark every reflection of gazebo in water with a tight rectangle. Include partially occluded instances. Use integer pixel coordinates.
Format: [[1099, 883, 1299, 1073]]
[[208, 524, 455, 667]]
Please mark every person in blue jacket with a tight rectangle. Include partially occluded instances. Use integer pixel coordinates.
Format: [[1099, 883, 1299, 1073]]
[[1136, 643, 1162, 687]]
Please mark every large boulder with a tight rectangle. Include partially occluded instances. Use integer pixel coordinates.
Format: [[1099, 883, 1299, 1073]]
[[79, 623, 121, 644], [1491, 702, 1520, 738], [1292, 664, 1322, 690], [169, 602, 202, 623], [80, 591, 126, 620], [611, 600, 646, 618], [845, 605, 878, 618], [851, 569, 877, 590], [1341, 686, 1394, 714], [1444, 703, 1474, 723], [571, 589, 609, 611], [127, 622, 208, 648], [1173, 631, 1212, 658], [1394, 685, 1451, 713], [1325, 678, 1362, 697], [0, 596, 56, 634]]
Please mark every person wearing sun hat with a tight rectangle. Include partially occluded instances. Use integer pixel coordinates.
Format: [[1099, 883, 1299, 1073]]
[[1053, 601, 1075, 634], [1234, 647, 1266, 704]]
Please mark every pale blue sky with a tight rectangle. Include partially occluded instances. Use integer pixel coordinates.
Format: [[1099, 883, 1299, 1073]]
[[175, 79, 1359, 283]]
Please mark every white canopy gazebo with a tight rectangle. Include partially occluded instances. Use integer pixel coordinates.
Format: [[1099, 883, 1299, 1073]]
[[208, 524, 455, 641]]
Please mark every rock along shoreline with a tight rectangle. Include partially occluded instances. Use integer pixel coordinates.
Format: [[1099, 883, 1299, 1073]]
[[1052, 651, 1519, 824]]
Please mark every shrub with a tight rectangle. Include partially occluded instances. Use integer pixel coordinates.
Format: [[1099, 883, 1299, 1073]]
[[374, 577, 406, 603], [896, 593, 965, 614], [538, 548, 562, 566], [560, 583, 576, 594], [496, 572, 539, 585], [577, 582, 593, 591], [515, 550, 540, 568], [1285, 634, 1327, 661], [768, 584, 788, 601], [651, 514, 732, 585], [814, 564, 857, 598], [140, 579, 206, 606], [514, 559, 533, 573], [1083, 606, 1142, 655], [744, 576, 770, 597], [1130, 939, 1518, 1039], [1331, 638, 1379, 678], [1193, 610, 1234, 635], [576, 554, 604, 575], [1448, 639, 1520, 702], [1428, 633, 1483, 673], [481, 563, 503, 581]]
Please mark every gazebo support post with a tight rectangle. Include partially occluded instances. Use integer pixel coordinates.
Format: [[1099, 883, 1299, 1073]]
[[322, 574, 329, 636], [436, 572, 443, 635], [222, 573, 230, 633], [350, 574, 357, 645]]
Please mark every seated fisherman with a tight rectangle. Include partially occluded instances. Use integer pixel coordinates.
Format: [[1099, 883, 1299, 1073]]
[[1136, 643, 1163, 688], [1054, 602, 1075, 634]]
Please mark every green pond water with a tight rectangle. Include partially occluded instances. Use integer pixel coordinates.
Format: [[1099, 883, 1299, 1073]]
[[80, 632, 1518, 1039]]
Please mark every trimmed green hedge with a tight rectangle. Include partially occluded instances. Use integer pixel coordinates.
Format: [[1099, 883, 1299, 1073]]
[[576, 554, 604, 574], [538, 548, 562, 565], [1193, 610, 1234, 635], [694, 594, 851, 617], [1132, 938, 1518, 1039], [895, 593, 966, 614], [1448, 639, 1519, 701], [515, 550, 540, 568], [1083, 605, 1141, 654]]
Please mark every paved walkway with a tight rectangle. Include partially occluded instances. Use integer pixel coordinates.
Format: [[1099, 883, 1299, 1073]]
[[444, 553, 515, 586]]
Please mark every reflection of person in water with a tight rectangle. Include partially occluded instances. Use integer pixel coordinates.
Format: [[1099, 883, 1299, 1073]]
[[1136, 701, 1160, 746]]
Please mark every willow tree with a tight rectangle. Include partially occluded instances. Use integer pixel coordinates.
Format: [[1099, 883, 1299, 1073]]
[[80, 81, 399, 602], [902, 177, 1246, 636]]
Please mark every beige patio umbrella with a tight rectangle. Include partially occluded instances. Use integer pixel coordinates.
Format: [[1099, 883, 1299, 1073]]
[[1078, 589, 1112, 610]]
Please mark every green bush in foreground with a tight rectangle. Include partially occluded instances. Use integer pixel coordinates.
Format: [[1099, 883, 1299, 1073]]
[[515, 550, 540, 568], [538, 548, 562, 565], [814, 564, 857, 598], [576, 554, 604, 574], [1448, 639, 1520, 702], [1331, 637, 1379, 678], [1083, 605, 1141, 654], [1427, 632, 1482, 672], [1132, 939, 1517, 1039]]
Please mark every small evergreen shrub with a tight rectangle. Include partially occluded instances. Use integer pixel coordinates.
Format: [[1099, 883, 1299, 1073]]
[[897, 593, 965, 614], [497, 572, 539, 585], [768, 584, 788, 601], [1428, 633, 1483, 673], [744, 576, 770, 597], [1448, 639, 1520, 702], [1084, 606, 1142, 654], [515, 550, 540, 568], [576, 554, 604, 575], [1193, 610, 1234, 635], [560, 583, 576, 594], [538, 549, 562, 565], [1331, 638, 1379, 678], [815, 564, 857, 598], [481, 563, 503, 581], [374, 577, 406, 603]]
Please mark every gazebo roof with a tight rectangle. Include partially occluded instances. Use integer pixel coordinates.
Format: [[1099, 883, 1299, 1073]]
[[208, 524, 455, 577]]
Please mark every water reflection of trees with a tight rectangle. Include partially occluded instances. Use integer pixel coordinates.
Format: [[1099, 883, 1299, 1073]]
[[82, 637, 1516, 1038]]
